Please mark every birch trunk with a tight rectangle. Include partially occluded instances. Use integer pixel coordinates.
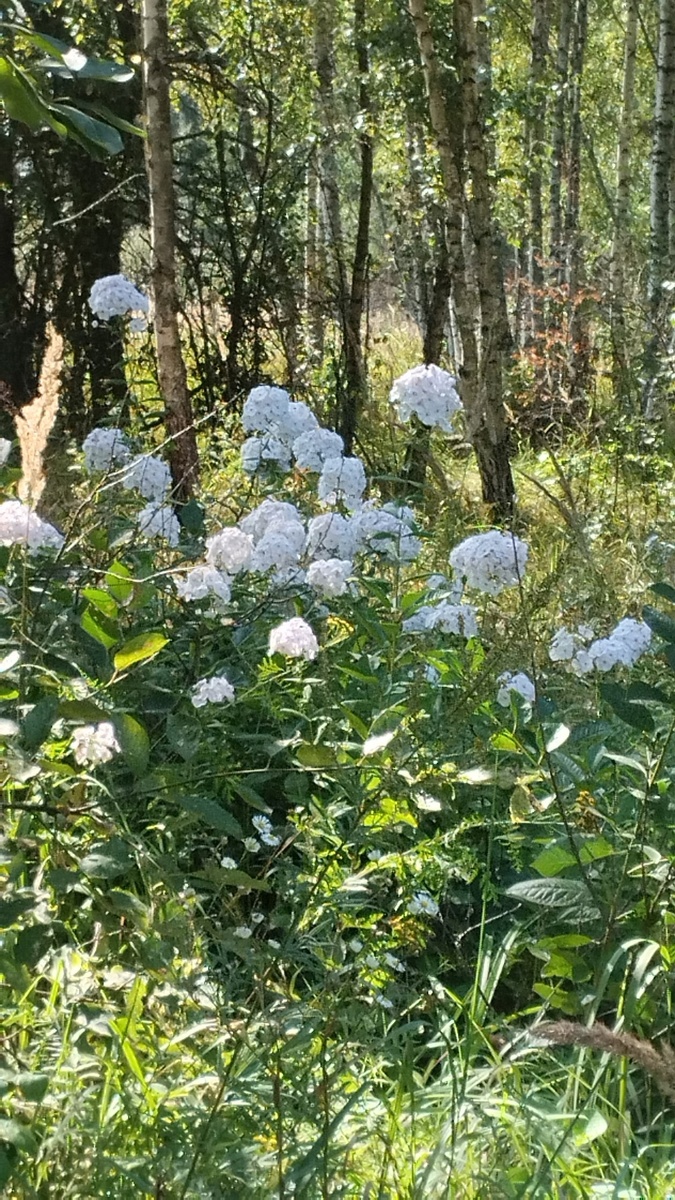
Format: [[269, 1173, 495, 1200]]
[[649, 0, 675, 314], [527, 0, 550, 336], [610, 0, 638, 398], [408, 0, 514, 516], [565, 0, 590, 400], [549, 0, 572, 285], [313, 0, 348, 310], [142, 0, 199, 499]]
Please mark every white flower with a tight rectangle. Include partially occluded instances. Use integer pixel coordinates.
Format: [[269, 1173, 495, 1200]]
[[390, 364, 463, 431], [318, 456, 366, 510], [243, 837, 261, 853], [239, 499, 302, 542], [122, 454, 172, 501], [191, 673, 236, 708], [307, 558, 353, 598], [0, 500, 64, 553], [365, 954, 380, 969], [549, 626, 581, 662], [220, 856, 237, 869], [128, 316, 148, 334], [449, 531, 528, 596], [384, 953, 405, 973], [206, 527, 253, 574], [293, 428, 344, 472], [251, 520, 306, 576], [497, 671, 536, 706], [252, 814, 275, 838], [82, 427, 131, 473], [306, 512, 357, 561], [280, 401, 320, 444], [349, 939, 363, 953], [268, 938, 281, 950], [408, 891, 440, 918], [350, 502, 421, 562], [137, 503, 180, 547], [0, 439, 11, 466], [269, 617, 319, 660], [175, 565, 231, 607], [71, 721, 120, 766], [241, 385, 291, 434], [403, 601, 478, 638], [233, 926, 253, 939], [427, 573, 448, 592], [424, 665, 440, 684], [240, 434, 292, 475], [88, 274, 149, 322], [574, 618, 652, 675]]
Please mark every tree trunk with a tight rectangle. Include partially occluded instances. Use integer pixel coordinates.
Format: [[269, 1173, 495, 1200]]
[[0, 123, 29, 429], [565, 0, 590, 402], [409, 0, 514, 516], [610, 0, 638, 400], [526, 0, 550, 337], [549, 0, 573, 285], [341, 0, 373, 453], [404, 225, 452, 489], [313, 0, 349, 312], [142, 0, 199, 499], [305, 152, 325, 363]]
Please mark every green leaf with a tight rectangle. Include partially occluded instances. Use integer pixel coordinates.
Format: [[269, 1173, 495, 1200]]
[[649, 581, 675, 605], [625, 680, 671, 705], [506, 877, 601, 919], [0, 1118, 37, 1154], [17, 1072, 49, 1102], [545, 724, 570, 753], [114, 631, 168, 672], [80, 836, 134, 879], [105, 560, 133, 605], [76, 100, 145, 139], [82, 586, 118, 619], [15, 924, 53, 967], [81, 606, 119, 650], [112, 713, 150, 775], [177, 498, 206, 535], [0, 897, 35, 927], [42, 52, 135, 83], [600, 683, 654, 732], [177, 795, 242, 838], [0, 56, 63, 133], [208, 867, 271, 891], [295, 743, 339, 768], [531, 845, 577, 877], [166, 712, 201, 761], [59, 699, 110, 723], [49, 103, 123, 156], [491, 730, 522, 752], [21, 695, 58, 750], [642, 604, 675, 643], [579, 836, 615, 863]]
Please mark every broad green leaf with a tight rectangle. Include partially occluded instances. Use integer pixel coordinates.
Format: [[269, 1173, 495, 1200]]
[[642, 604, 675, 643], [625, 680, 671, 705], [531, 845, 577, 877], [506, 877, 600, 919], [49, 103, 123, 156], [80, 836, 134, 879], [579, 836, 615, 863], [59, 699, 110, 723], [105, 560, 133, 604], [82, 586, 118, 619], [21, 695, 58, 750], [17, 1072, 49, 1102], [0, 897, 35, 927], [112, 713, 150, 775], [600, 683, 654, 732], [81, 606, 118, 650], [295, 743, 338, 768], [213, 868, 271, 890], [113, 631, 168, 672], [0, 57, 64, 133], [42, 52, 135, 83], [491, 730, 522, 752], [177, 795, 242, 838], [0, 1118, 37, 1154], [76, 100, 145, 139], [545, 723, 570, 753], [166, 712, 201, 761], [649, 581, 675, 605]]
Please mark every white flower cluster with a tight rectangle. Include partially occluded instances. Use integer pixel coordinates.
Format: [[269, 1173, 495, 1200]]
[[317, 456, 366, 510], [175, 565, 231, 609], [121, 454, 172, 501], [71, 721, 120, 766], [450, 531, 528, 596], [88, 274, 149, 323], [206, 526, 253, 575], [307, 557, 352, 598], [0, 500, 64, 553], [408, 891, 440, 918], [82, 427, 131, 473], [496, 671, 535, 706], [351, 503, 421, 562], [240, 385, 322, 475], [241, 435, 291, 475], [137, 503, 180, 548], [269, 617, 319, 660], [390, 363, 463, 432], [306, 513, 357, 561], [191, 673, 236, 708], [403, 601, 478, 639], [550, 617, 652, 675], [293, 428, 344, 472]]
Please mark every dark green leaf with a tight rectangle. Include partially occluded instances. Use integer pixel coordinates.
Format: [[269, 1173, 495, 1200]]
[[112, 713, 150, 775], [600, 683, 655, 732], [177, 795, 242, 838], [17, 1072, 49, 1102], [166, 712, 201, 761], [49, 103, 123, 156], [642, 605, 675, 644], [0, 897, 35, 927], [80, 836, 134, 879], [21, 695, 58, 750], [506, 877, 601, 919], [649, 581, 675, 605]]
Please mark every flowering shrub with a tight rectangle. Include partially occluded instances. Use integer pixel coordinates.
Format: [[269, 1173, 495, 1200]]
[[1, 377, 675, 1194]]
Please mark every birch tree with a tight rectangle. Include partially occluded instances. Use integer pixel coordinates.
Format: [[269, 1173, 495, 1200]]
[[142, 0, 199, 499], [610, 0, 638, 397]]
